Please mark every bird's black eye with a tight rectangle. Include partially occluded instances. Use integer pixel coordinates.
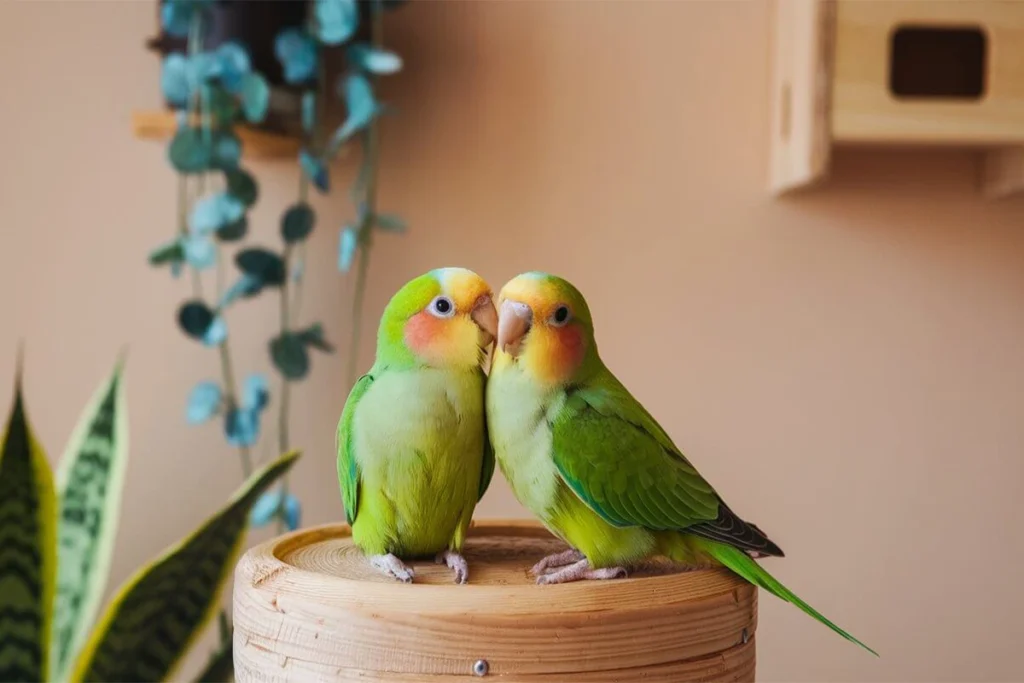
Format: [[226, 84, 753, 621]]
[[551, 305, 570, 326], [429, 295, 455, 318]]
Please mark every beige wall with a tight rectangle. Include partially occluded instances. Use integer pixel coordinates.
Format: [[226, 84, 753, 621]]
[[2, 1, 1023, 681]]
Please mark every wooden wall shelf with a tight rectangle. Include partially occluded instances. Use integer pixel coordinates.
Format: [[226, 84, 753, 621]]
[[131, 110, 300, 160], [770, 0, 1024, 199]]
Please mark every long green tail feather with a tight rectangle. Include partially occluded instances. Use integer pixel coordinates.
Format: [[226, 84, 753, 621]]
[[701, 538, 878, 656]]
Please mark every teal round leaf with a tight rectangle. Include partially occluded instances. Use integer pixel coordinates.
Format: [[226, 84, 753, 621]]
[[183, 234, 216, 270], [148, 239, 185, 268], [338, 226, 357, 272], [168, 128, 211, 174], [212, 131, 242, 170], [329, 73, 377, 148], [249, 490, 282, 527], [274, 28, 317, 84], [283, 495, 302, 530], [217, 216, 248, 242], [236, 248, 285, 286], [161, 54, 191, 106], [314, 0, 359, 45], [374, 213, 406, 233], [218, 274, 263, 308], [299, 150, 329, 193], [188, 52, 223, 86], [270, 333, 309, 380], [225, 407, 259, 448], [239, 72, 270, 123], [160, 1, 192, 38], [242, 373, 269, 412], [217, 42, 251, 92], [191, 192, 244, 234], [298, 323, 334, 353], [282, 203, 315, 243], [347, 44, 402, 75], [186, 381, 222, 424], [203, 316, 228, 346], [225, 168, 258, 207], [301, 91, 317, 132], [178, 300, 214, 340]]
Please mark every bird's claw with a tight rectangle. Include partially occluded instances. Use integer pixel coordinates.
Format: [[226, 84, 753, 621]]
[[436, 550, 469, 584], [529, 548, 585, 577], [370, 553, 415, 583], [536, 558, 628, 585]]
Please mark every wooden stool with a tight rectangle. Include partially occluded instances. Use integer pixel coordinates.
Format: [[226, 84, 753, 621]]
[[232, 520, 757, 682]]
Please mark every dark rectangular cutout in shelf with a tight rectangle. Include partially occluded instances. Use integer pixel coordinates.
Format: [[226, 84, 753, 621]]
[[889, 26, 987, 100]]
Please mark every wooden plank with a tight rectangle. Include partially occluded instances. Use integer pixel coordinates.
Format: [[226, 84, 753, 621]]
[[769, 0, 836, 195], [131, 110, 300, 159], [832, 1, 1024, 145]]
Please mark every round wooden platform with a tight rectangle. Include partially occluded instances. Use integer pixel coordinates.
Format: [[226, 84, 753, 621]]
[[232, 520, 757, 682]]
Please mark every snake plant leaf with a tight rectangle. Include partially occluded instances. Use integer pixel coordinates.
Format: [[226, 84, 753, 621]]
[[0, 363, 57, 683], [347, 44, 403, 75], [68, 450, 301, 683], [239, 72, 270, 124], [270, 333, 309, 380], [281, 203, 315, 244], [49, 360, 128, 681], [314, 0, 359, 45], [274, 28, 317, 85]]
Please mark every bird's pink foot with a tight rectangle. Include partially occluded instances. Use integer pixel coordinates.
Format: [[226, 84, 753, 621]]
[[529, 548, 585, 577], [535, 558, 628, 585], [370, 553, 415, 583], [435, 550, 469, 584]]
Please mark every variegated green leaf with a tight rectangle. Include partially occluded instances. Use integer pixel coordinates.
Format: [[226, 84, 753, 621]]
[[50, 360, 129, 680], [0, 367, 57, 683], [70, 450, 301, 683]]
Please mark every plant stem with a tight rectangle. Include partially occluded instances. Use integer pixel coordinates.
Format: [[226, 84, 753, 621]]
[[346, 0, 385, 388]]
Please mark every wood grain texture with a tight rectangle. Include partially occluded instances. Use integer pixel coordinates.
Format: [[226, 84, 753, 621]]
[[131, 110, 299, 159], [832, 1, 1024, 144], [768, 0, 835, 194], [232, 520, 757, 682]]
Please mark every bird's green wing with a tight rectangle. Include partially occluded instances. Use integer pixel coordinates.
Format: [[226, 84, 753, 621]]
[[550, 372, 783, 556], [336, 373, 373, 525], [478, 413, 495, 501], [550, 375, 719, 530]]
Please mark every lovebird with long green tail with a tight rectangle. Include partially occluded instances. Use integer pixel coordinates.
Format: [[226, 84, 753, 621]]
[[486, 271, 876, 655], [337, 267, 498, 584]]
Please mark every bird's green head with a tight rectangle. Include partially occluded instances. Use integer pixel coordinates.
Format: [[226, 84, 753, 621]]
[[376, 267, 497, 370], [494, 271, 600, 385]]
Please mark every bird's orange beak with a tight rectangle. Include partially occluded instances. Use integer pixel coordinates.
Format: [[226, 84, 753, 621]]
[[470, 294, 498, 346], [497, 300, 532, 357]]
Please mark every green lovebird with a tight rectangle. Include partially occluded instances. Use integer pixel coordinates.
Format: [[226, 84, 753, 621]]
[[337, 267, 498, 584], [485, 271, 876, 655]]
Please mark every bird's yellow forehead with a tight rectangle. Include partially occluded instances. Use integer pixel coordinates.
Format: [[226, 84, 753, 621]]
[[437, 267, 491, 311]]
